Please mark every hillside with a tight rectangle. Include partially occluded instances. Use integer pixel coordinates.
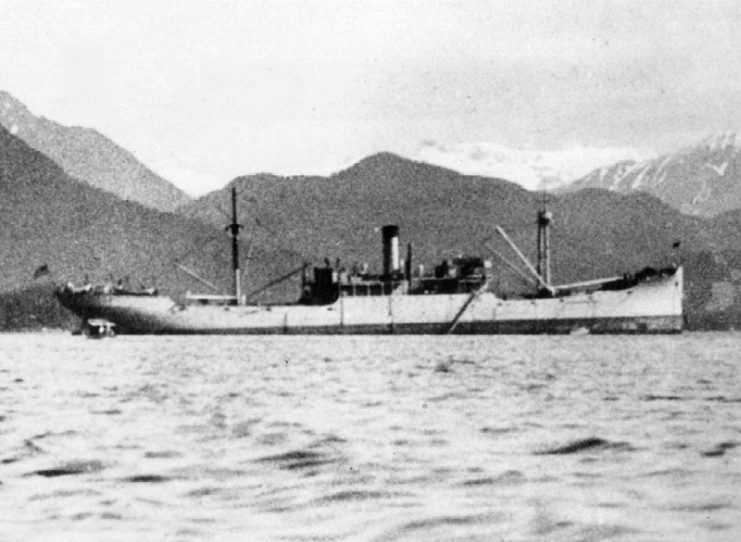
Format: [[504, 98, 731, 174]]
[[566, 133, 741, 217], [0, 90, 191, 212], [0, 123, 260, 319], [178, 153, 538, 280]]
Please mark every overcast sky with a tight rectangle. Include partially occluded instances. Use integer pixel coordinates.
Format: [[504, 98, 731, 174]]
[[3, 0, 741, 194]]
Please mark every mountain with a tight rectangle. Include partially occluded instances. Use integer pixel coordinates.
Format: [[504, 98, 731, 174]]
[[178, 152, 741, 330], [0, 90, 191, 212], [566, 133, 741, 217], [0, 122, 253, 329], [413, 140, 653, 191]]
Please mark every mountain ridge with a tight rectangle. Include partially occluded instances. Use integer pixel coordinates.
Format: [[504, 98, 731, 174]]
[[0, 122, 229, 294], [0, 90, 192, 212], [566, 132, 741, 217], [412, 140, 654, 191]]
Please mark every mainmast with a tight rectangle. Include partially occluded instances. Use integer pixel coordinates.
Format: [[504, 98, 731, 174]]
[[536, 193, 552, 287], [227, 186, 243, 305]]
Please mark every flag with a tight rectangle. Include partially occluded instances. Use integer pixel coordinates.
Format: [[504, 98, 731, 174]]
[[33, 264, 50, 279]]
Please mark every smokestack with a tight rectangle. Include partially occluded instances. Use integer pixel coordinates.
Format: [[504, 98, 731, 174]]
[[405, 242, 413, 282], [381, 225, 400, 277]]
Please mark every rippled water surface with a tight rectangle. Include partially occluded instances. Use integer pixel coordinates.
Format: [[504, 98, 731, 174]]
[[1, 332, 739, 541]]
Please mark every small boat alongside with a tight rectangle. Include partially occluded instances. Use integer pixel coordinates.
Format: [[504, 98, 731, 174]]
[[83, 318, 116, 339]]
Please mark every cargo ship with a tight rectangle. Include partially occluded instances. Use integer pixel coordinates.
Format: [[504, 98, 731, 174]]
[[55, 188, 684, 334]]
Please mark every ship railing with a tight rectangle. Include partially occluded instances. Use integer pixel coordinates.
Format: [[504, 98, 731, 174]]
[[340, 280, 407, 297], [338, 275, 488, 297], [552, 276, 624, 292], [184, 292, 238, 305]]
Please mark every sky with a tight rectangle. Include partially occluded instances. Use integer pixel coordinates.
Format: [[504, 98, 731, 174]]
[[4, 0, 741, 195]]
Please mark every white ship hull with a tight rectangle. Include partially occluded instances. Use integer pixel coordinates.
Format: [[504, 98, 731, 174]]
[[56, 267, 684, 335]]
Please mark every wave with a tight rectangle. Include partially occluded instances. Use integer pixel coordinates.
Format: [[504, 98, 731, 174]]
[[373, 512, 503, 541], [480, 426, 520, 435], [257, 447, 342, 472], [642, 394, 683, 401], [705, 396, 741, 403], [143, 450, 182, 459], [91, 408, 123, 415], [462, 470, 526, 486], [535, 437, 634, 455], [319, 489, 391, 503], [434, 358, 479, 373], [124, 474, 171, 483], [26, 459, 105, 478], [702, 441, 738, 458], [642, 394, 741, 403]]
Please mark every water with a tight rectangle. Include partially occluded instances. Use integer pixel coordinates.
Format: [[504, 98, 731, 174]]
[[0, 333, 739, 542]]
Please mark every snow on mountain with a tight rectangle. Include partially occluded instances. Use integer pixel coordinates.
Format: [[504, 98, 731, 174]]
[[568, 132, 741, 217], [413, 140, 655, 191], [701, 132, 741, 151]]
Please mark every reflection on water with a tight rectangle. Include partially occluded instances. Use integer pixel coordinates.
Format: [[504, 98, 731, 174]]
[[0, 333, 739, 541]]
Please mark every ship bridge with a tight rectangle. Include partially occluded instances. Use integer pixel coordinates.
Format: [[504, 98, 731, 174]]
[[300, 225, 491, 305]]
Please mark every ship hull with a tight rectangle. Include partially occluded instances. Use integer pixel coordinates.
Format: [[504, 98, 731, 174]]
[[55, 268, 684, 335]]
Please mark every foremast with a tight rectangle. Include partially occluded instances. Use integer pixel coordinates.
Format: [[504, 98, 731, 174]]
[[226, 186, 243, 305]]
